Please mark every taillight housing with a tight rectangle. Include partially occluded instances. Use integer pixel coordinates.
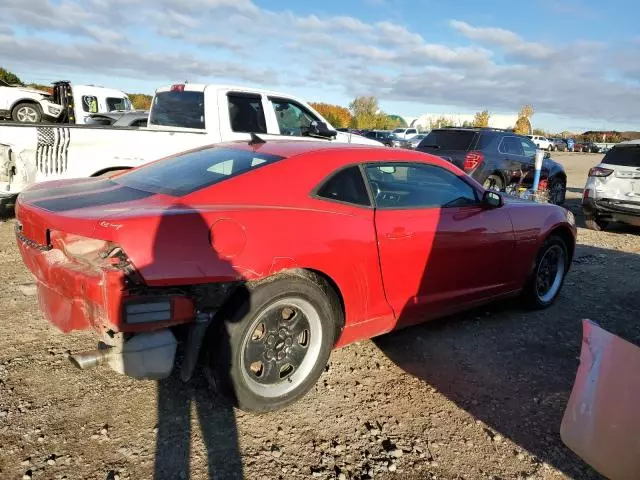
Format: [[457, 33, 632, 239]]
[[463, 151, 484, 171], [588, 167, 613, 177]]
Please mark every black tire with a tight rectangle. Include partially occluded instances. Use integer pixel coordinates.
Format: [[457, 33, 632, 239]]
[[522, 235, 569, 309], [206, 273, 340, 413], [11, 102, 42, 123], [483, 174, 504, 192], [585, 216, 608, 231], [548, 177, 566, 205]]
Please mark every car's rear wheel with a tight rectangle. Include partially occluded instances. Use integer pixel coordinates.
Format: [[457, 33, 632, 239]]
[[12, 103, 42, 123], [585, 215, 608, 231], [522, 235, 569, 309], [548, 177, 566, 205], [206, 274, 339, 412], [483, 174, 504, 192]]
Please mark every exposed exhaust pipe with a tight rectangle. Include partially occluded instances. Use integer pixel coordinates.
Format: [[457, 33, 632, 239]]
[[69, 348, 114, 370]]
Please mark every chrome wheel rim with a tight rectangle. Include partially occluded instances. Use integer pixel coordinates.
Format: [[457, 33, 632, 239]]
[[16, 106, 38, 123], [535, 245, 566, 303], [240, 297, 322, 398]]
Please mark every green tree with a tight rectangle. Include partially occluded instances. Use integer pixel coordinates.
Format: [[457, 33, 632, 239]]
[[429, 116, 457, 129], [514, 104, 535, 135], [0, 67, 23, 85], [309, 102, 352, 128], [349, 96, 380, 129], [472, 110, 490, 128], [532, 128, 547, 136]]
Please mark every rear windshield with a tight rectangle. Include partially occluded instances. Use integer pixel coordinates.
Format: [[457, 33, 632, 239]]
[[418, 130, 477, 150], [602, 145, 640, 167], [149, 90, 205, 129], [115, 147, 284, 196]]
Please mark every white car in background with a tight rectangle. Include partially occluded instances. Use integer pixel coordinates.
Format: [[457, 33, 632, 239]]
[[582, 140, 640, 230], [528, 135, 554, 151], [391, 127, 419, 139]]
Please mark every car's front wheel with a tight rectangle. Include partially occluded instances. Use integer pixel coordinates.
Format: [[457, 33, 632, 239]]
[[12, 103, 42, 123], [206, 273, 340, 412], [522, 235, 569, 309]]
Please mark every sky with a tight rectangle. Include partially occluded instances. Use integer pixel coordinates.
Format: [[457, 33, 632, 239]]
[[1, 0, 639, 132]]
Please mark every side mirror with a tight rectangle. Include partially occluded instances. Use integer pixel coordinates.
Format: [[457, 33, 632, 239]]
[[544, 151, 551, 159], [309, 120, 337, 139], [482, 190, 503, 208]]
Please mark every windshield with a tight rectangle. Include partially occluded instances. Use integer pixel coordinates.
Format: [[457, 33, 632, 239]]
[[106, 97, 132, 112], [602, 145, 640, 167], [419, 130, 477, 150], [149, 90, 205, 129], [115, 147, 284, 196]]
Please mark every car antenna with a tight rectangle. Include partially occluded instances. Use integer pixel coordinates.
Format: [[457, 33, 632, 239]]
[[249, 132, 266, 145]]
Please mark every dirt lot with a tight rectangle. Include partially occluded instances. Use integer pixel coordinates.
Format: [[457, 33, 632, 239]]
[[1, 152, 639, 480]]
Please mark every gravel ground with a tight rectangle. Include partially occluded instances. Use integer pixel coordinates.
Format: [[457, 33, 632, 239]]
[[1, 152, 639, 480]]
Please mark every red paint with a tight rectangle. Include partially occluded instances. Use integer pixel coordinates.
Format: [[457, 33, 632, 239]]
[[15, 141, 576, 347]]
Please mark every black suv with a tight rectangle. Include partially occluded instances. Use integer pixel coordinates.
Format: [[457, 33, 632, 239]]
[[416, 128, 567, 205]]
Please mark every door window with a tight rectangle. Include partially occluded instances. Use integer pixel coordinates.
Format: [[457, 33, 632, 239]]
[[316, 166, 370, 206], [520, 137, 538, 157], [228, 93, 267, 133], [269, 98, 319, 136], [82, 95, 98, 113], [500, 136, 525, 156], [365, 163, 478, 208]]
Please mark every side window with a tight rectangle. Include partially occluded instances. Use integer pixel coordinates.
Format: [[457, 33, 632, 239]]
[[316, 166, 370, 206], [270, 98, 319, 136], [407, 129, 417, 135], [365, 163, 478, 209], [82, 95, 98, 113], [106, 97, 128, 111], [520, 138, 537, 157], [228, 93, 267, 134], [500, 137, 524, 155]]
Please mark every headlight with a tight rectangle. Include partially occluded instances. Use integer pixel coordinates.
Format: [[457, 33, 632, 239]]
[[47, 105, 62, 115]]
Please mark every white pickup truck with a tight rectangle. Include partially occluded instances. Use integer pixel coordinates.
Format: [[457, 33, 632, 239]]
[[0, 80, 132, 125], [0, 83, 379, 209]]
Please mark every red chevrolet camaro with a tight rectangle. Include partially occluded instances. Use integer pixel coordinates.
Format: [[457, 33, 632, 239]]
[[15, 140, 576, 412]]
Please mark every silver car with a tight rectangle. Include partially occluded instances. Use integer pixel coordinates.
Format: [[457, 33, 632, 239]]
[[582, 140, 640, 230]]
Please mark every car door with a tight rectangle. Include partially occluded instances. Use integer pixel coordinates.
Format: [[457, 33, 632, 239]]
[[366, 162, 516, 328]]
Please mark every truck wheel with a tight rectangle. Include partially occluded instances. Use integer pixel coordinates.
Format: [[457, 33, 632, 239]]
[[585, 216, 608, 231], [206, 274, 339, 412], [522, 235, 569, 309], [12, 103, 42, 123]]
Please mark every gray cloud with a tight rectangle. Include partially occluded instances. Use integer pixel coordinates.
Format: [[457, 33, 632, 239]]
[[2, 0, 639, 125]]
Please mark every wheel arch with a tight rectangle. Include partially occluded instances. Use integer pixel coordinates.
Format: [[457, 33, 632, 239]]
[[547, 225, 575, 263], [10, 98, 41, 113]]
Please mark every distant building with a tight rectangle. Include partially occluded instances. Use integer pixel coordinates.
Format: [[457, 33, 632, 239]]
[[404, 113, 518, 130]]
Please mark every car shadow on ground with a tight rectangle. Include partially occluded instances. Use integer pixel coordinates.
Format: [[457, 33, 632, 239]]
[[374, 243, 640, 479], [149, 203, 245, 480]]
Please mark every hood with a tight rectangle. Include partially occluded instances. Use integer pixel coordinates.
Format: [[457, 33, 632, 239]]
[[16, 87, 50, 96]]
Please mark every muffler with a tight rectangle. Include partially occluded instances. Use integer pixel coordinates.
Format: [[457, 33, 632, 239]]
[[69, 347, 114, 370]]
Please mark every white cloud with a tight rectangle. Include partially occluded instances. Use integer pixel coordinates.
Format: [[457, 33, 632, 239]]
[[1, 0, 639, 125]]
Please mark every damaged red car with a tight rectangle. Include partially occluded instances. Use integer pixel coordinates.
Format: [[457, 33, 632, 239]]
[[15, 140, 576, 412]]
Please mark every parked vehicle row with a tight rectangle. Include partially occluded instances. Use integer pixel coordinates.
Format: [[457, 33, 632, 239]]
[[14, 139, 576, 412]]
